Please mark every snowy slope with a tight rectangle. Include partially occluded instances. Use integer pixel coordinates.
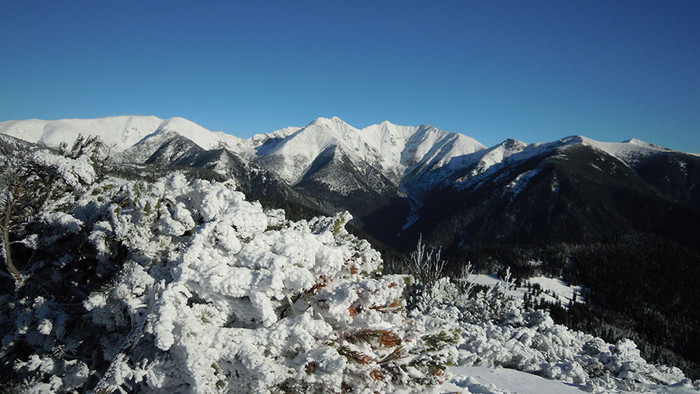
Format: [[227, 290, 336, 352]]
[[467, 274, 585, 308], [249, 116, 485, 187], [0, 116, 163, 151], [151, 117, 246, 151], [462, 135, 673, 181], [361, 120, 485, 181], [359, 120, 418, 179], [250, 117, 370, 183], [117, 131, 203, 164], [443, 366, 698, 394], [444, 366, 588, 393], [450, 135, 668, 190], [0, 115, 246, 152], [404, 137, 569, 199], [580, 136, 674, 166], [248, 126, 301, 148]]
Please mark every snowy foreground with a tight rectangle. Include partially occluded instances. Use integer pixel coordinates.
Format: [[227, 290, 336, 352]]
[[442, 366, 698, 394], [1, 144, 698, 393]]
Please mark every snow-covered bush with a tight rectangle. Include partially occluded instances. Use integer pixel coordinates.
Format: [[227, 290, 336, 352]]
[[84, 174, 455, 393], [0, 136, 105, 289], [410, 268, 690, 391], [2, 149, 455, 393]]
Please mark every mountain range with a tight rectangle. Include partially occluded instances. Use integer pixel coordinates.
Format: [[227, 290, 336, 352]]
[[2, 115, 698, 251], [2, 115, 700, 379]]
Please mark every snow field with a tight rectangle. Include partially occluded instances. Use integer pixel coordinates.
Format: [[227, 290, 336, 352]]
[[442, 365, 699, 394], [466, 273, 585, 307]]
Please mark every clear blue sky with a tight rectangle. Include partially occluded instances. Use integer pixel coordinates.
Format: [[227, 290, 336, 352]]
[[1, 1, 699, 152]]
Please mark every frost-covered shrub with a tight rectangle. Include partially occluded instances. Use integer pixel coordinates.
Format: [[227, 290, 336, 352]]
[[85, 175, 453, 393], [1, 138, 110, 289], [30, 150, 96, 191], [3, 163, 454, 393], [3, 296, 90, 392], [411, 269, 690, 390], [405, 235, 446, 288]]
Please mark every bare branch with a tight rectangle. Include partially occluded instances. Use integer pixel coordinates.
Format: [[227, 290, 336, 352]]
[[406, 235, 446, 287], [1, 191, 24, 288]]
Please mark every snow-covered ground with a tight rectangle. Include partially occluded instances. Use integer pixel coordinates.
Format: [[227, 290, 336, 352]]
[[444, 366, 587, 393], [442, 366, 699, 394], [468, 273, 585, 307]]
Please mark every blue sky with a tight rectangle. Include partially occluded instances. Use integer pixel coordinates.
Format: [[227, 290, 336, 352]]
[[1, 1, 699, 152]]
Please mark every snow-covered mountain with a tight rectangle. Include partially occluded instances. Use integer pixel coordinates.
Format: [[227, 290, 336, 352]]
[[0, 115, 488, 240], [247, 116, 484, 185], [402, 133, 700, 248], [4, 115, 683, 205], [2, 115, 698, 248], [0, 115, 246, 153], [0, 116, 484, 195], [244, 117, 486, 235]]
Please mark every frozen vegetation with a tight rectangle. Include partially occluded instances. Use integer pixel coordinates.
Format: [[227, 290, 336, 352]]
[[0, 138, 697, 393]]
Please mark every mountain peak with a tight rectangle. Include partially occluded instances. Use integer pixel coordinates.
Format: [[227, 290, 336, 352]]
[[558, 135, 588, 145], [309, 116, 348, 127], [501, 138, 527, 150], [622, 137, 657, 147], [159, 116, 202, 130]]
